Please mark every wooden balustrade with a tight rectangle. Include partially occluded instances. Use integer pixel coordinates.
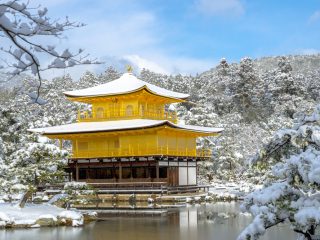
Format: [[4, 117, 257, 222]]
[[71, 147, 212, 159], [77, 109, 177, 123]]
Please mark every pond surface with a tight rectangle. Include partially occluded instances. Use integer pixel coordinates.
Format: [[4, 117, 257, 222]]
[[1, 202, 297, 240]]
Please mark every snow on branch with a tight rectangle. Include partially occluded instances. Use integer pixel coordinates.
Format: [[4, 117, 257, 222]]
[[238, 105, 320, 239], [0, 0, 101, 102]]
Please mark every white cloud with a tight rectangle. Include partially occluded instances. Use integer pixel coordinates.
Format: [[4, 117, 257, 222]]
[[194, 0, 244, 17], [123, 54, 215, 75], [308, 10, 320, 24], [123, 55, 169, 74], [41, 54, 216, 80], [16, 1, 217, 80], [66, 11, 158, 57]]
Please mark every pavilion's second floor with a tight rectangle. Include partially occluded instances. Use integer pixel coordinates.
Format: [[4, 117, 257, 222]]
[[29, 119, 224, 160], [69, 132, 211, 159]]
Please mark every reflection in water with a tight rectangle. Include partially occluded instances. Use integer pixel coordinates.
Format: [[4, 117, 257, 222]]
[[0, 202, 297, 240]]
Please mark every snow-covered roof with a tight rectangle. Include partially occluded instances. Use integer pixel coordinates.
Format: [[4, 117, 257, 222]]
[[29, 119, 223, 136], [64, 73, 189, 100]]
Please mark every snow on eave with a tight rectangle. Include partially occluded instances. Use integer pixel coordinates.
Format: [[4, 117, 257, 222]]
[[172, 123, 224, 134], [63, 73, 189, 100], [28, 119, 223, 136], [64, 86, 189, 102], [28, 120, 169, 136]]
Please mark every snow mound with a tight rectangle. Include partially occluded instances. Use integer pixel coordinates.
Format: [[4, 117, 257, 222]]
[[0, 203, 94, 228]]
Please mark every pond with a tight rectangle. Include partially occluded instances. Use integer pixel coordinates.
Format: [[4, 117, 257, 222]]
[[1, 202, 297, 240]]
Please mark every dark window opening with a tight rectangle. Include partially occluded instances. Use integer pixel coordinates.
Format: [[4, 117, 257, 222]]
[[149, 166, 156, 178], [79, 168, 87, 179], [79, 168, 118, 179], [114, 168, 119, 179], [122, 167, 131, 179], [88, 169, 96, 179], [96, 168, 114, 179], [132, 167, 147, 178], [159, 167, 167, 178]]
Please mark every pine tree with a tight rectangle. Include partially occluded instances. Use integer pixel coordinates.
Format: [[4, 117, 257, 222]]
[[233, 57, 264, 122], [239, 105, 320, 240]]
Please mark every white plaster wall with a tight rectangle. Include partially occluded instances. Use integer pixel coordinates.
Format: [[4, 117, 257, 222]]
[[179, 167, 188, 185], [188, 167, 197, 185]]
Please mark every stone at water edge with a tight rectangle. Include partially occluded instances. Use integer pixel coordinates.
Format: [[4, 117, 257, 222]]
[[83, 211, 98, 223], [36, 214, 57, 226], [57, 210, 83, 226]]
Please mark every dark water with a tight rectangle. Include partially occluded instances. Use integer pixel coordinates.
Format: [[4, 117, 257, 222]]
[[1, 202, 297, 240]]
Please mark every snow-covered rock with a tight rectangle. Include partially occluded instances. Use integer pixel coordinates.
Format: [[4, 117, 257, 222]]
[[0, 203, 96, 228]]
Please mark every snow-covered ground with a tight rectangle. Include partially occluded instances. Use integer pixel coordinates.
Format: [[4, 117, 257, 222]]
[[208, 181, 263, 200], [0, 203, 96, 228]]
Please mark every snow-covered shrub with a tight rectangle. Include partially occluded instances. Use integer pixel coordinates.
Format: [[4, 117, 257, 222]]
[[62, 182, 96, 206], [238, 105, 320, 240]]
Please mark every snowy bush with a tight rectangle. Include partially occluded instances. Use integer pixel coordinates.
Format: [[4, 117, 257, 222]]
[[62, 182, 96, 206], [238, 105, 320, 240]]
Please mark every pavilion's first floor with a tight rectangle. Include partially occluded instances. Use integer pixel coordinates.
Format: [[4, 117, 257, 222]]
[[66, 156, 198, 186]]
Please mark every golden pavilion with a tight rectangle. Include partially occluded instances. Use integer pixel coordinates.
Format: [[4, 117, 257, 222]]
[[30, 72, 223, 186]]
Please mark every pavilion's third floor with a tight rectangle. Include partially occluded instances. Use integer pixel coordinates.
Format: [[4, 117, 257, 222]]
[[77, 99, 177, 123]]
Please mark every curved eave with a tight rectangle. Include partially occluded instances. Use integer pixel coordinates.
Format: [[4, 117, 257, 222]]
[[64, 86, 189, 103], [28, 121, 223, 138], [166, 122, 223, 136], [28, 121, 166, 137]]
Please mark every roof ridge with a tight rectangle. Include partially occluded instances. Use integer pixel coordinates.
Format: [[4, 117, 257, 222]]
[[63, 73, 189, 100]]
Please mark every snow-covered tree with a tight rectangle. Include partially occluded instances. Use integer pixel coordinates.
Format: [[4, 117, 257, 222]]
[[233, 57, 264, 122], [98, 66, 121, 83], [0, 75, 79, 201], [78, 71, 99, 89], [1, 136, 68, 197], [238, 105, 320, 240]]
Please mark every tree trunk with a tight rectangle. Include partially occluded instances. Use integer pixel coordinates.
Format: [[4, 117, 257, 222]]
[[16, 190, 33, 208]]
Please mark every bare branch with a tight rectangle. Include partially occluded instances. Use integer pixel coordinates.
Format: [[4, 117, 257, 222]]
[[0, 0, 101, 102]]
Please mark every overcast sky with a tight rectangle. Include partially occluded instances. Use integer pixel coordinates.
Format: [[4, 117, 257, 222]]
[[30, 0, 320, 79]]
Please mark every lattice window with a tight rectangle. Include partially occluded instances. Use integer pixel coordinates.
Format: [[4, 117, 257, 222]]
[[96, 107, 104, 118], [126, 105, 133, 116], [114, 139, 120, 148]]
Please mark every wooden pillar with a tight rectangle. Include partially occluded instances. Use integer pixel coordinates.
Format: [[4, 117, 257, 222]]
[[112, 163, 116, 181], [75, 162, 79, 181], [86, 167, 89, 180], [156, 163, 159, 179], [147, 162, 150, 179], [119, 163, 122, 181]]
